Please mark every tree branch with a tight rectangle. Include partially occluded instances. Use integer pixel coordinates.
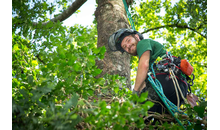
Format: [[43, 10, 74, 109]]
[[36, 54, 46, 65], [141, 24, 207, 39], [33, 0, 87, 26], [144, 113, 207, 128]]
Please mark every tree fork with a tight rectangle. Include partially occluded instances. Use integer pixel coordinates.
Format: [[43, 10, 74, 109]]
[[95, 0, 132, 89]]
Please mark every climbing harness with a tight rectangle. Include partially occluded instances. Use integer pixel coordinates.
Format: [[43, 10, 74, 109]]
[[154, 52, 195, 94], [147, 52, 195, 129], [147, 65, 186, 129]]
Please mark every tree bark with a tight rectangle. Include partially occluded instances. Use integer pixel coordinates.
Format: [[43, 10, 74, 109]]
[[95, 0, 131, 89]]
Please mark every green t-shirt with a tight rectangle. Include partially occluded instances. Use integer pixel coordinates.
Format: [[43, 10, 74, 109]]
[[137, 39, 166, 65]]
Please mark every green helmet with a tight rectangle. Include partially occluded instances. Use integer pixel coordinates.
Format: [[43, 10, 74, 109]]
[[108, 28, 143, 53]]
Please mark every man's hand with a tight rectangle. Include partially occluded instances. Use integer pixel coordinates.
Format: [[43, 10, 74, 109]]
[[132, 89, 140, 96]]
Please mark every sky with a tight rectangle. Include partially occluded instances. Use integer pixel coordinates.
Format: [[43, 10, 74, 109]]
[[63, 0, 97, 27]]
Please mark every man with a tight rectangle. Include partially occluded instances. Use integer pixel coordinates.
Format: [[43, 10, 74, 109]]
[[108, 28, 188, 116]]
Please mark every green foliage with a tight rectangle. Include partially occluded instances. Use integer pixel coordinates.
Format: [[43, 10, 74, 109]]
[[83, 90, 154, 129], [12, 0, 206, 129], [12, 0, 154, 129]]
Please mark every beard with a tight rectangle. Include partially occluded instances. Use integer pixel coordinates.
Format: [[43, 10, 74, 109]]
[[129, 36, 139, 56]]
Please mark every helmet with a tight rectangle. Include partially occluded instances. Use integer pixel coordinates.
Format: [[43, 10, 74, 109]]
[[108, 28, 144, 53]]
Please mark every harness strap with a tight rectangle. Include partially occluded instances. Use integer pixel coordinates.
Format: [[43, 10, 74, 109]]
[[155, 53, 194, 94], [150, 73, 188, 87]]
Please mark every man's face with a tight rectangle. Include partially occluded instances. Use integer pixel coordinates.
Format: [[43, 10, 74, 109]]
[[121, 34, 140, 56]]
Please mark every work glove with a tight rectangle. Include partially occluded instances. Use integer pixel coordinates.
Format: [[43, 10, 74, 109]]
[[131, 90, 139, 105], [132, 89, 140, 96], [132, 89, 149, 105]]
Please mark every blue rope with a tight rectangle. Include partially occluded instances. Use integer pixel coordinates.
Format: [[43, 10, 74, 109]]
[[148, 63, 187, 129], [122, 0, 136, 30], [149, 64, 186, 114]]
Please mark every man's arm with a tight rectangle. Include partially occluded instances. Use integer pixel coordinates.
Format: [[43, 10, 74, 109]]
[[133, 51, 150, 92]]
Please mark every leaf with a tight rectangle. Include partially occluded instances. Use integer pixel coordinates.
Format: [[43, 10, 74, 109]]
[[138, 91, 148, 103], [92, 68, 102, 76], [99, 101, 107, 108], [12, 99, 18, 113], [77, 100, 85, 106], [194, 106, 205, 118], [114, 87, 119, 94], [49, 101, 55, 112], [81, 46, 87, 52], [63, 92, 79, 109], [118, 117, 126, 126], [99, 46, 106, 55], [31, 60, 38, 66], [27, 75, 33, 84], [88, 55, 96, 66], [194, 123, 202, 130], [114, 124, 123, 129], [47, 82, 56, 90], [13, 44, 20, 52], [19, 89, 28, 98], [73, 62, 82, 72], [59, 51, 66, 59], [87, 89, 94, 96], [70, 114, 78, 119], [142, 101, 154, 110], [92, 48, 100, 54]]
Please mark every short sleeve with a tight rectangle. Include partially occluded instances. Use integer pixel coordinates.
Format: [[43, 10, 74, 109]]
[[136, 39, 152, 59]]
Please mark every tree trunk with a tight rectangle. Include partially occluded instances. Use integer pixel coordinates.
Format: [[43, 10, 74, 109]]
[[95, 0, 131, 89]]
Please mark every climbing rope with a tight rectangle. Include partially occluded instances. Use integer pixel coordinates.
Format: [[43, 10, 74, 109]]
[[148, 64, 187, 129], [122, 0, 136, 30], [169, 68, 189, 113]]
